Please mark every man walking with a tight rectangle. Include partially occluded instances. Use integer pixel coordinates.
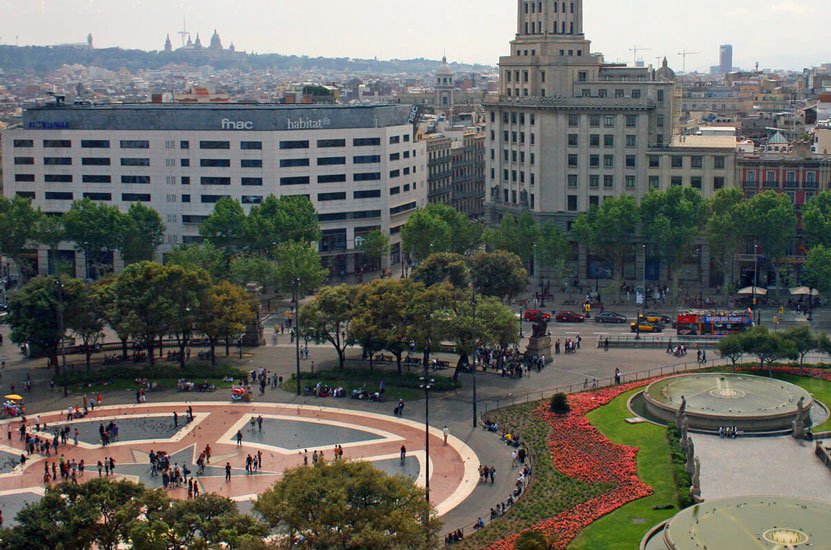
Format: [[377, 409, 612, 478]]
[[225, 462, 232, 482]]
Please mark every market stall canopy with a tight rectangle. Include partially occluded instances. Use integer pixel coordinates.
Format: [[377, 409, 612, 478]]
[[790, 287, 820, 296], [737, 287, 767, 296], [4, 394, 23, 401]]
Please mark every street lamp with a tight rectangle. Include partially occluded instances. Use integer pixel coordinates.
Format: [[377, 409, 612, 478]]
[[54, 277, 68, 397], [753, 243, 760, 325], [470, 284, 478, 428], [636, 244, 646, 341], [293, 277, 302, 396], [419, 374, 434, 503]]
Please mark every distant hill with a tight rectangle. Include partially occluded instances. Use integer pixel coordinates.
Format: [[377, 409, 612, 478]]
[[0, 45, 494, 75]]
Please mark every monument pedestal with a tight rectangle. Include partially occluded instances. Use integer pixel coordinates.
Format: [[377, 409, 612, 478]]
[[525, 336, 552, 363]]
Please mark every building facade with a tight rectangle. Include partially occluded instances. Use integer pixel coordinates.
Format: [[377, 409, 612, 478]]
[[451, 129, 485, 218], [1, 103, 427, 277], [426, 134, 452, 205]]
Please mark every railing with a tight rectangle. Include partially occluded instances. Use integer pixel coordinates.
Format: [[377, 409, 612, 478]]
[[478, 358, 730, 416]]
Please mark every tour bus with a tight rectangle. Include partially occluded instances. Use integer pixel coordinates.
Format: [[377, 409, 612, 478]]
[[674, 309, 754, 336]]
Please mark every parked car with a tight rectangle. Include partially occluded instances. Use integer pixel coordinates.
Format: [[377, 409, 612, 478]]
[[523, 309, 551, 322], [630, 321, 663, 333], [594, 311, 627, 324], [640, 312, 671, 325], [555, 311, 585, 323]]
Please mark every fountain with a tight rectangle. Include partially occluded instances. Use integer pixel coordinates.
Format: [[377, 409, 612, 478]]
[[635, 373, 816, 433]]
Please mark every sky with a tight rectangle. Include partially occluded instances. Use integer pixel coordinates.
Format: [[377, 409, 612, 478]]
[[0, 0, 827, 72]]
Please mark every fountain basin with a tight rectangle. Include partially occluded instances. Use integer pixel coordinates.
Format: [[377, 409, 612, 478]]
[[641, 373, 813, 432]]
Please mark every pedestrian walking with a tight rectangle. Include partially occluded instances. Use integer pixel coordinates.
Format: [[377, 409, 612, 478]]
[[443, 426, 449, 445], [400, 445, 406, 465], [225, 462, 232, 482], [257, 415, 263, 432], [235, 430, 243, 446], [173, 412, 178, 428]]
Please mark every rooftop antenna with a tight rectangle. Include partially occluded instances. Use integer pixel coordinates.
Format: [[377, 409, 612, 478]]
[[628, 45, 650, 65], [677, 49, 701, 72], [177, 17, 191, 48]]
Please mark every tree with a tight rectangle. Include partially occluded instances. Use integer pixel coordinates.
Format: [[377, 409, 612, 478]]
[[244, 195, 321, 256], [7, 275, 84, 372], [535, 223, 570, 285], [300, 285, 355, 369], [358, 229, 391, 270], [35, 214, 66, 275], [130, 492, 267, 550], [782, 326, 817, 365], [468, 250, 528, 302], [195, 281, 256, 365], [199, 197, 247, 258], [740, 326, 797, 376], [62, 198, 125, 279], [411, 252, 470, 288], [120, 203, 166, 265], [705, 188, 746, 299], [401, 203, 482, 261], [0, 195, 44, 279], [802, 190, 831, 248], [405, 282, 456, 370], [485, 211, 539, 266], [717, 333, 744, 368], [229, 255, 279, 288], [515, 530, 549, 550], [68, 283, 107, 371], [273, 241, 327, 294], [741, 190, 797, 296], [352, 279, 420, 376], [162, 266, 212, 367], [165, 243, 227, 281], [802, 245, 831, 296], [254, 460, 440, 550], [640, 187, 705, 299], [572, 195, 639, 282]]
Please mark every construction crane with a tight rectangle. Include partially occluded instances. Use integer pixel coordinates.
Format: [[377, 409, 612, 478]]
[[628, 45, 650, 65], [677, 50, 701, 72]]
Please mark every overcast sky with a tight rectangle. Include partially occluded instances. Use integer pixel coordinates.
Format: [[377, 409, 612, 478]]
[[1, 0, 827, 72]]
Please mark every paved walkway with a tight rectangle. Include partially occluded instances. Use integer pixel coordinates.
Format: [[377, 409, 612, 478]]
[[695, 434, 831, 502]]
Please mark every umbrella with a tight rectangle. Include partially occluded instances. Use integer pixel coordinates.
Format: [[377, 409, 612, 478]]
[[4, 394, 23, 401], [737, 287, 767, 296], [790, 287, 820, 296]]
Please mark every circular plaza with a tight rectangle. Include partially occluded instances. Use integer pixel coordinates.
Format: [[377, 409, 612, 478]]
[[637, 373, 816, 432], [0, 402, 479, 522]]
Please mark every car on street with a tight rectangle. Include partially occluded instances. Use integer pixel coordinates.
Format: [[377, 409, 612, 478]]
[[555, 310, 585, 323], [630, 321, 663, 333], [594, 311, 627, 324], [640, 312, 671, 325], [523, 309, 551, 322]]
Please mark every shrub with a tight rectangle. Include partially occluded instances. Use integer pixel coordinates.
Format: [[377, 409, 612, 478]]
[[666, 425, 694, 509], [295, 368, 458, 392], [515, 529, 548, 550], [549, 392, 570, 414]]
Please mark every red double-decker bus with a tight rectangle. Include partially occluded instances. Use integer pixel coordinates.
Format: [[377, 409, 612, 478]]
[[675, 309, 754, 337]]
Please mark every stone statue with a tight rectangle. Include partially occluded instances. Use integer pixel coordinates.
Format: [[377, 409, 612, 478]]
[[680, 414, 689, 452], [690, 457, 703, 503], [793, 396, 806, 439], [532, 319, 549, 339], [685, 436, 695, 475], [676, 396, 687, 429]]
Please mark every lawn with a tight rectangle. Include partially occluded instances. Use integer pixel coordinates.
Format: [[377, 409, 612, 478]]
[[569, 389, 678, 549], [285, 368, 459, 402], [62, 361, 246, 394]]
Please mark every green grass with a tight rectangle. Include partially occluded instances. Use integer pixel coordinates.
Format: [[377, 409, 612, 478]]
[[62, 361, 246, 394], [569, 389, 679, 550]]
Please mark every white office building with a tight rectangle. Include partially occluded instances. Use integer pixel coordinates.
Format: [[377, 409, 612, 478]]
[[2, 103, 426, 277]]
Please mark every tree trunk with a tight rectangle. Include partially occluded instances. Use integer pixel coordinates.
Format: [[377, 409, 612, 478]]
[[159, 334, 164, 358], [337, 347, 345, 369], [225, 337, 230, 356], [147, 338, 155, 366], [85, 349, 92, 373], [395, 352, 403, 376], [51, 351, 60, 376], [369, 353, 374, 373], [210, 341, 217, 367], [120, 338, 128, 361]]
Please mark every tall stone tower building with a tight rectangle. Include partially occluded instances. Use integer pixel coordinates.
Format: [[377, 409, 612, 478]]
[[485, 0, 675, 224]]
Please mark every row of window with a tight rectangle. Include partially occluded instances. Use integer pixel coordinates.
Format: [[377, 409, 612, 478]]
[[13, 137, 411, 150], [565, 154, 639, 169], [567, 134, 639, 148], [35, 191, 152, 202], [649, 156, 727, 170]]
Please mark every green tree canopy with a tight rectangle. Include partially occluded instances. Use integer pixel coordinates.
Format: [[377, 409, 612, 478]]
[[705, 188, 746, 297], [717, 332, 744, 367], [0, 196, 44, 279], [273, 241, 327, 294], [62, 198, 125, 278], [740, 326, 797, 374], [120, 203, 166, 265], [640, 187, 705, 297], [7, 275, 85, 371], [468, 250, 528, 301], [229, 255, 279, 288], [803, 244, 831, 295], [254, 460, 440, 550], [411, 252, 471, 288], [485, 211, 539, 265], [741, 190, 797, 291], [802, 190, 831, 248], [300, 285, 355, 369], [572, 195, 639, 280], [535, 223, 570, 282], [357, 229, 391, 270], [35, 214, 66, 275], [165, 243, 227, 281], [782, 325, 818, 365], [195, 281, 256, 364], [401, 203, 482, 260], [199, 197, 248, 257], [68, 282, 107, 371], [244, 195, 321, 256]]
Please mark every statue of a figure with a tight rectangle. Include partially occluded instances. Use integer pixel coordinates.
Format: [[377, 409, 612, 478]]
[[676, 396, 687, 429], [532, 319, 549, 339], [685, 436, 695, 475], [690, 457, 701, 495], [793, 397, 806, 439], [680, 414, 689, 452]]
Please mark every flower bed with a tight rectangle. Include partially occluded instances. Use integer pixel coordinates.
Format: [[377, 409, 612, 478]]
[[487, 380, 658, 550]]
